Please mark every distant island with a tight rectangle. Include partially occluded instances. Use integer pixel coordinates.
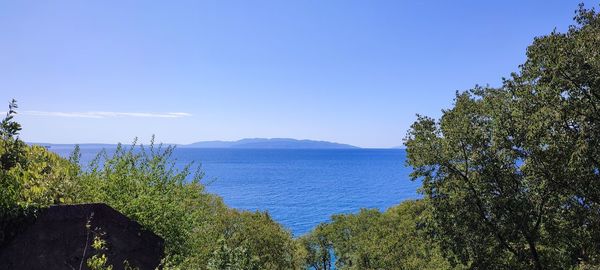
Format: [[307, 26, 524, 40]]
[[31, 138, 360, 149], [183, 138, 359, 149]]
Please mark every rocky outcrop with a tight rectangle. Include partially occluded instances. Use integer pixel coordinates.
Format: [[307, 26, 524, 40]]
[[0, 203, 164, 270]]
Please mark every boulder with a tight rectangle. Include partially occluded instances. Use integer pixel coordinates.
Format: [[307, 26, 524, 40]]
[[0, 203, 164, 270]]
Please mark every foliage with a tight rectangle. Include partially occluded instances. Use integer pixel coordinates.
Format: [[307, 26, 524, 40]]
[[70, 139, 300, 268], [0, 100, 26, 237], [301, 200, 456, 270], [74, 139, 225, 265], [0, 100, 299, 269], [83, 215, 140, 270], [0, 100, 80, 248], [404, 4, 600, 269], [0, 100, 26, 247], [0, 99, 25, 171], [297, 224, 332, 270], [205, 210, 299, 270], [207, 238, 260, 270], [86, 234, 113, 270]]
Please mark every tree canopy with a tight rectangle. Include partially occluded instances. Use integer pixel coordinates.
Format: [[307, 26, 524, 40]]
[[405, 4, 600, 269]]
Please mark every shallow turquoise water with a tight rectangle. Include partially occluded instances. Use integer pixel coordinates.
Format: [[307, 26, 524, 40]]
[[50, 147, 419, 236]]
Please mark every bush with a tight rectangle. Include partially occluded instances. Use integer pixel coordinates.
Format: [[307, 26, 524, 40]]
[[301, 200, 457, 270]]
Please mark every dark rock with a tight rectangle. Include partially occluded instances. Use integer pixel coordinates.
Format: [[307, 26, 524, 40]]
[[0, 203, 164, 270]]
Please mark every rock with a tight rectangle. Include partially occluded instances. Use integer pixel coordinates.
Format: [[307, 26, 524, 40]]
[[0, 203, 164, 270]]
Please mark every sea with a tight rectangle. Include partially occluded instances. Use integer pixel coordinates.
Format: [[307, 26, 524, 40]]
[[50, 147, 420, 236]]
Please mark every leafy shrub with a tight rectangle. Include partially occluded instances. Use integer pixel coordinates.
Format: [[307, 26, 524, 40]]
[[301, 200, 456, 270]]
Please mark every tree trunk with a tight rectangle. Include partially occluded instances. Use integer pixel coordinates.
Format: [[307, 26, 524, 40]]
[[528, 238, 543, 270]]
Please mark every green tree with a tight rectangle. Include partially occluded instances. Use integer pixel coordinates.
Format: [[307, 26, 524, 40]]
[[208, 210, 299, 270], [297, 224, 332, 270], [207, 238, 260, 270], [1, 100, 81, 248], [0, 99, 24, 212], [0, 99, 26, 248], [302, 200, 455, 270], [0, 99, 25, 171], [405, 4, 600, 269]]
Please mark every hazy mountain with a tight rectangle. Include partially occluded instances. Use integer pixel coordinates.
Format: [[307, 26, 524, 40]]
[[183, 138, 359, 149], [30, 138, 360, 149]]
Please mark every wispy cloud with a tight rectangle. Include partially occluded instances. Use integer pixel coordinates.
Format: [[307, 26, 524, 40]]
[[19, 111, 192, 119]]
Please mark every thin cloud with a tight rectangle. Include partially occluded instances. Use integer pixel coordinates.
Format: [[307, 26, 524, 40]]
[[20, 111, 192, 119]]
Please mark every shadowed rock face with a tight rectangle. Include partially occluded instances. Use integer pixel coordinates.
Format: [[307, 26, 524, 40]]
[[0, 203, 164, 270]]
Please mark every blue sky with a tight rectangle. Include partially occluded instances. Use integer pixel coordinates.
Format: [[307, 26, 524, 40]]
[[0, 1, 595, 148]]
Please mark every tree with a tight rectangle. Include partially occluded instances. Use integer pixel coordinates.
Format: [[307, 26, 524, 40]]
[[1, 100, 80, 248], [301, 200, 455, 270], [0, 99, 26, 213], [405, 4, 600, 269], [0, 99, 26, 248], [208, 210, 299, 270], [0, 99, 25, 171], [297, 224, 332, 270]]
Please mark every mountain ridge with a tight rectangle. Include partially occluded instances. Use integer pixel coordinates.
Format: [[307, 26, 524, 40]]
[[30, 138, 361, 149], [183, 138, 359, 149]]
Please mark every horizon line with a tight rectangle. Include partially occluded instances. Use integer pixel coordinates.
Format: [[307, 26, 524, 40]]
[[26, 140, 406, 149]]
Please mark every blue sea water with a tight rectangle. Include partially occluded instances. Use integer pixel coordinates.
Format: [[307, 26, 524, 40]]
[[50, 147, 419, 236]]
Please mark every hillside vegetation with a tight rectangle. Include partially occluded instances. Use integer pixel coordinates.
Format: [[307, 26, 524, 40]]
[[2, 3, 600, 270]]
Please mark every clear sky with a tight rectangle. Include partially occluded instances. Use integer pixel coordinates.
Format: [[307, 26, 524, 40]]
[[0, 1, 596, 148]]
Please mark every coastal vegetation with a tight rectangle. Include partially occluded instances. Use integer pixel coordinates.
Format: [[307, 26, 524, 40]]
[[297, 200, 456, 270], [1, 3, 599, 269], [301, 3, 600, 269], [0, 101, 298, 268]]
